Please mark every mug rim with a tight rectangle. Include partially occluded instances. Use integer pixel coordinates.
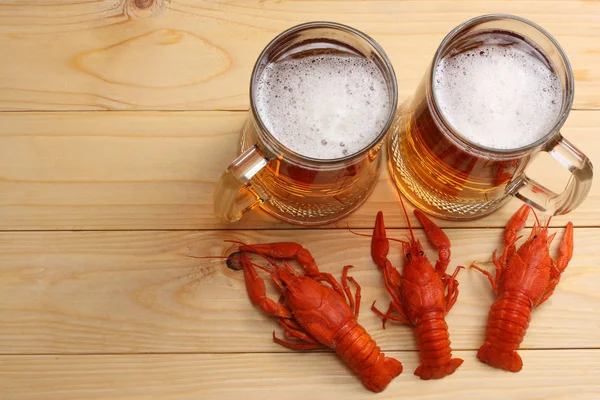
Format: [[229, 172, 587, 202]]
[[248, 21, 399, 165], [428, 13, 575, 156]]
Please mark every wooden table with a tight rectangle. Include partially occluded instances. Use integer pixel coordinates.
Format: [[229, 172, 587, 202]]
[[1, 1, 599, 399]]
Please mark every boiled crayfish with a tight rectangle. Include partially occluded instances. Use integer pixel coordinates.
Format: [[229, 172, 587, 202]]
[[228, 242, 403, 392], [472, 204, 573, 372], [369, 205, 464, 380]]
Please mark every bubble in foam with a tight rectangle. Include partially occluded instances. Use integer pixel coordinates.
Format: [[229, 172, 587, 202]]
[[255, 54, 391, 159], [433, 38, 562, 150]]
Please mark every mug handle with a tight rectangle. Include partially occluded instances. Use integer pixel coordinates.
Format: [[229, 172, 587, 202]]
[[509, 135, 593, 215], [214, 145, 270, 222]]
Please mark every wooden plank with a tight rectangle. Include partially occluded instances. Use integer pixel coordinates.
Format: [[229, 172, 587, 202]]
[[1, 0, 600, 110], [0, 110, 597, 230], [1, 351, 599, 400], [0, 228, 597, 355]]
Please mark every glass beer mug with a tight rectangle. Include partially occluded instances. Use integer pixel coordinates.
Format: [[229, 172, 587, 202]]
[[214, 22, 398, 225], [388, 14, 593, 220]]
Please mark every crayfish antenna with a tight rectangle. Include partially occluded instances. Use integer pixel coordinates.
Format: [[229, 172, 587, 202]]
[[397, 194, 415, 242], [346, 225, 408, 245], [223, 239, 253, 249], [184, 254, 229, 260], [183, 239, 252, 261], [347, 225, 377, 239], [531, 208, 541, 229]]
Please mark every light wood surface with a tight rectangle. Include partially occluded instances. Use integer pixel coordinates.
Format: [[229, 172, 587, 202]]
[[1, 1, 599, 399], [1, 1, 600, 110], [1, 228, 597, 355], [0, 110, 597, 230], [2, 351, 600, 400]]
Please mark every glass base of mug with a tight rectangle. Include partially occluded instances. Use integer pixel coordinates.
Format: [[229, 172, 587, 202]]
[[387, 134, 511, 221], [257, 182, 377, 226]]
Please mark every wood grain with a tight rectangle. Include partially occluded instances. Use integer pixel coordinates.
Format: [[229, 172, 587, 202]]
[[2, 2, 598, 399], [1, 351, 599, 400], [1, 228, 597, 355], [1, 0, 600, 110], [0, 110, 596, 230]]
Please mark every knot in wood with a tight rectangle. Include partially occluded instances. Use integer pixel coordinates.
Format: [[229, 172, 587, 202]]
[[127, 0, 162, 18], [226, 251, 244, 271], [133, 0, 153, 10]]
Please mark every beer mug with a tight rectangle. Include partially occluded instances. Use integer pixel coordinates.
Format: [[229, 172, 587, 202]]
[[214, 22, 398, 225], [388, 14, 593, 220]]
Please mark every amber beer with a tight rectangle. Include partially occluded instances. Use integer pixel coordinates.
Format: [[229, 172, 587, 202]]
[[388, 20, 580, 220], [242, 43, 394, 223], [214, 22, 398, 225]]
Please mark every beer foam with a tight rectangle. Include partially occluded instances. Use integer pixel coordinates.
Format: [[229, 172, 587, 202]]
[[433, 41, 563, 149], [255, 54, 391, 159]]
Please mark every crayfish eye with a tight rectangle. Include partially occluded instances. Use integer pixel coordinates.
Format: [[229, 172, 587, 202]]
[[533, 235, 538, 239], [406, 253, 411, 260], [419, 250, 424, 256]]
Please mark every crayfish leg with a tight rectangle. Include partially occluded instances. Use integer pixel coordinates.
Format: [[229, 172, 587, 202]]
[[277, 320, 320, 345], [491, 250, 506, 290], [371, 301, 409, 327], [444, 266, 463, 313], [470, 262, 499, 295], [314, 272, 345, 298], [272, 331, 325, 350], [342, 265, 361, 317]]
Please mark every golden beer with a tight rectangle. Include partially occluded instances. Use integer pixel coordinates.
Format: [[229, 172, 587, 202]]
[[214, 22, 398, 225], [389, 78, 530, 217], [388, 15, 592, 219]]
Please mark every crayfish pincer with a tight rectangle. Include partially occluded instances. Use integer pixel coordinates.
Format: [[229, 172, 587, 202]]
[[228, 242, 402, 393], [472, 205, 574, 372]]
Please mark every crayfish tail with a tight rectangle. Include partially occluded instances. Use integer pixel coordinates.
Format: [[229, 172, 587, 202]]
[[477, 342, 523, 372], [414, 357, 463, 380], [414, 312, 462, 379], [478, 292, 530, 372], [335, 321, 402, 392], [360, 356, 403, 393]]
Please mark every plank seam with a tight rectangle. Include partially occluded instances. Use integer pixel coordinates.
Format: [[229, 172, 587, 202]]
[[1, 348, 598, 356]]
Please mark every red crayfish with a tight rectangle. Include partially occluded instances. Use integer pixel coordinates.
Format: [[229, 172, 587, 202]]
[[369, 204, 464, 380], [228, 242, 403, 392], [472, 204, 574, 372]]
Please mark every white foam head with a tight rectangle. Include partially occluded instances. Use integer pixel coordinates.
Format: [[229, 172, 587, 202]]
[[255, 54, 391, 159], [433, 38, 563, 150]]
